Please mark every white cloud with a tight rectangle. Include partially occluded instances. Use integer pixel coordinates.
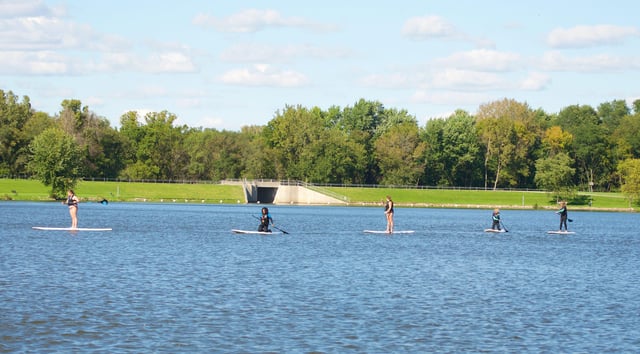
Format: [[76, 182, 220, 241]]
[[541, 51, 640, 72], [219, 42, 351, 63], [547, 24, 640, 48], [433, 49, 522, 72], [44, 50, 197, 74], [0, 0, 55, 19], [359, 72, 417, 89], [219, 64, 308, 87], [431, 69, 503, 89], [144, 52, 197, 73], [193, 9, 337, 33], [401, 15, 458, 40], [520, 72, 551, 91], [400, 15, 493, 48], [0, 51, 70, 75], [0, 16, 78, 50], [0, 1, 191, 75]]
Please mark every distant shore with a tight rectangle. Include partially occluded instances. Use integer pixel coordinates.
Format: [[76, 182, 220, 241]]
[[1, 179, 636, 212]]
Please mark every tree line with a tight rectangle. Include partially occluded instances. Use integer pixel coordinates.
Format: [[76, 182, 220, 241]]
[[1, 89, 640, 202]]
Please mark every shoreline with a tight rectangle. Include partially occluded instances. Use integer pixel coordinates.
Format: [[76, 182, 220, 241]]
[[3, 198, 635, 213]]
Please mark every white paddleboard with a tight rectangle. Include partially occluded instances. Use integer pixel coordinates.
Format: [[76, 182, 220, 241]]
[[363, 230, 415, 234], [547, 230, 575, 234], [484, 228, 507, 233], [231, 229, 283, 235], [32, 227, 112, 231]]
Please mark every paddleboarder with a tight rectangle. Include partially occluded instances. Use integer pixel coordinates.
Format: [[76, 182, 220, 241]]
[[556, 201, 568, 231], [63, 189, 79, 229], [258, 207, 273, 232], [384, 195, 394, 233], [491, 208, 501, 231]]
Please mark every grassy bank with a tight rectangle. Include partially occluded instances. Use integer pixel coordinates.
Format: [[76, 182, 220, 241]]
[[1, 178, 636, 211], [0, 179, 245, 203], [328, 187, 635, 211]]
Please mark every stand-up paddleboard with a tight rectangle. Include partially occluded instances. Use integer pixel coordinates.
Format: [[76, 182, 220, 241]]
[[484, 228, 507, 233], [32, 226, 112, 231], [363, 230, 415, 234], [547, 230, 575, 234], [231, 229, 283, 235]]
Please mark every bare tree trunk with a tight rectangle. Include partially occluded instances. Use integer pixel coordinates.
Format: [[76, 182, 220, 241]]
[[493, 161, 501, 190]]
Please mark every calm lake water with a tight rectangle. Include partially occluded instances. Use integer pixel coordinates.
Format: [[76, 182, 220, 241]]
[[1, 201, 639, 353]]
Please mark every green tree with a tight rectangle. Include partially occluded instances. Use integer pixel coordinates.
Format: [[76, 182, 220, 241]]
[[375, 122, 426, 185], [556, 104, 613, 191], [333, 99, 387, 183], [120, 111, 187, 180], [476, 112, 513, 189], [617, 158, 640, 204], [28, 127, 84, 197], [441, 111, 482, 186], [264, 105, 326, 180], [534, 152, 575, 198], [57, 100, 125, 178], [240, 125, 276, 179], [598, 99, 629, 133], [264, 105, 368, 183], [612, 110, 640, 159], [185, 128, 245, 181], [302, 127, 366, 184], [422, 110, 482, 186], [476, 99, 542, 189], [542, 126, 573, 157], [421, 117, 447, 186], [0, 90, 34, 176]]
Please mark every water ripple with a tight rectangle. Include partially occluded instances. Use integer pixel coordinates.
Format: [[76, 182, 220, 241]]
[[1, 203, 639, 352]]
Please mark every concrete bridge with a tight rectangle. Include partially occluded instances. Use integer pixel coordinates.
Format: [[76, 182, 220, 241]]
[[221, 179, 348, 205]]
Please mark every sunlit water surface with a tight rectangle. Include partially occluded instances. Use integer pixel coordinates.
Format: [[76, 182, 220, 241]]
[[1, 202, 639, 352]]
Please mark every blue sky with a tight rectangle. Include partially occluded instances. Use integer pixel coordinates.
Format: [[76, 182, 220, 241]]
[[1, 0, 639, 131]]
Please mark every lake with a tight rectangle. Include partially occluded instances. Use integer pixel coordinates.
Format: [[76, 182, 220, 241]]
[[1, 201, 639, 352]]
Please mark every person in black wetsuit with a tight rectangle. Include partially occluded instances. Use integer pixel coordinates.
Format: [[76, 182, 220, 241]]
[[384, 195, 394, 233], [556, 201, 568, 231], [258, 207, 273, 232], [491, 208, 501, 230]]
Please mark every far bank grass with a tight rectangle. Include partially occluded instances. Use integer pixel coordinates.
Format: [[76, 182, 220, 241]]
[[1, 178, 636, 211], [327, 187, 634, 211], [0, 179, 245, 203]]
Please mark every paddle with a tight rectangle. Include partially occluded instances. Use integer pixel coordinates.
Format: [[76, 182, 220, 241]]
[[272, 225, 289, 234], [500, 221, 509, 232], [251, 215, 289, 234]]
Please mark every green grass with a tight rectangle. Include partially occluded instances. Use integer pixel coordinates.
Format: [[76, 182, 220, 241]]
[[1, 178, 636, 211], [0, 179, 245, 203], [1, 179, 52, 201], [326, 187, 636, 211]]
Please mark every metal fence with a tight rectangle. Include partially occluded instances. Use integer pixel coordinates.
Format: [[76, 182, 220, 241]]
[[2, 175, 546, 192]]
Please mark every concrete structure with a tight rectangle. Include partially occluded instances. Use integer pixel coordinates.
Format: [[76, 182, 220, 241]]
[[273, 185, 347, 205], [223, 179, 347, 205]]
